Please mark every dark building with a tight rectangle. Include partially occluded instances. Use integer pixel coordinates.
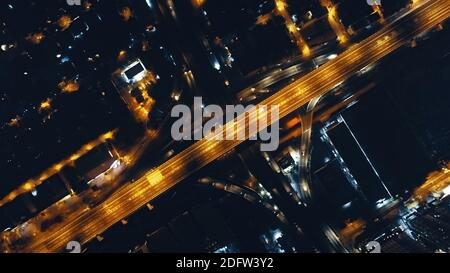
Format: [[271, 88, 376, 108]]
[[27, 174, 70, 212], [381, 0, 411, 17], [0, 194, 34, 230], [147, 225, 183, 253], [377, 31, 450, 165], [60, 165, 88, 194], [146, 206, 237, 253], [314, 159, 358, 208], [406, 206, 450, 251], [337, 0, 375, 29], [74, 143, 118, 181], [327, 120, 391, 203]]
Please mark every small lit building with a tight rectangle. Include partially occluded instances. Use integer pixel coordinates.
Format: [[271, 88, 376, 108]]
[[28, 174, 71, 212], [112, 59, 156, 123], [74, 143, 119, 181], [0, 174, 71, 230], [122, 60, 147, 83]]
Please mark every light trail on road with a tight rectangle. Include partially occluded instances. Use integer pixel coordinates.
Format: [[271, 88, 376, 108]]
[[8, 0, 449, 253]]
